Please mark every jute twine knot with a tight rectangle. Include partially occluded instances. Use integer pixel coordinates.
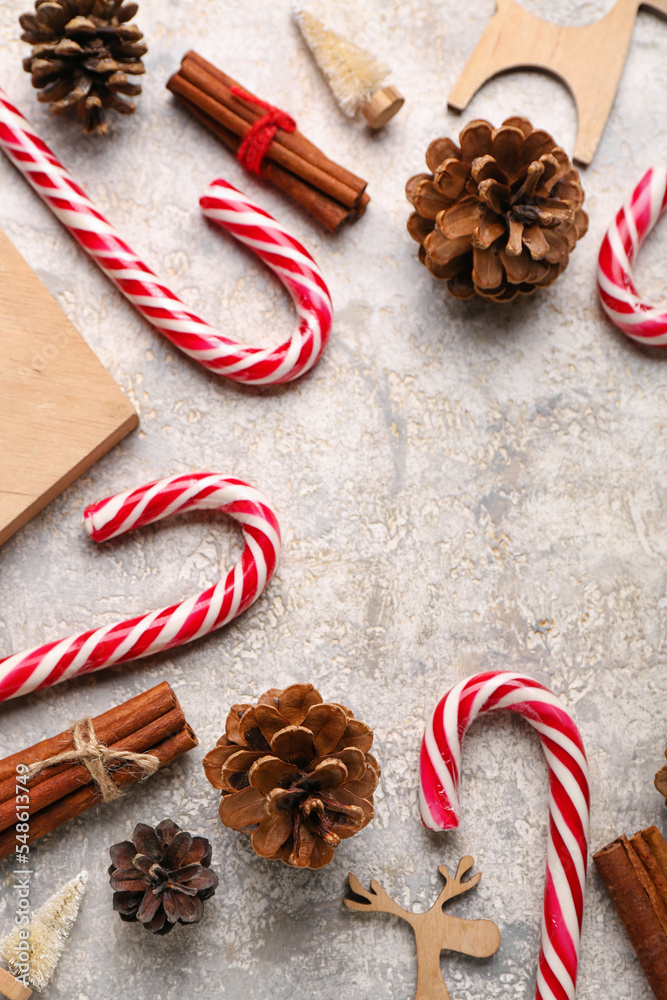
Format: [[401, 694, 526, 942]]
[[25, 717, 160, 803]]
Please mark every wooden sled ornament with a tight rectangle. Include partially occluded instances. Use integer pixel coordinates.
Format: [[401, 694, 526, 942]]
[[448, 0, 667, 165], [345, 856, 500, 1000]]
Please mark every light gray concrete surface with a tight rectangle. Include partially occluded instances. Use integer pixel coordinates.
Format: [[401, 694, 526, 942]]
[[1, 1, 666, 997]]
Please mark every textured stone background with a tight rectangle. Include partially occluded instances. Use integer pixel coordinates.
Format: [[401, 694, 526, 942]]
[[1, 0, 667, 997]]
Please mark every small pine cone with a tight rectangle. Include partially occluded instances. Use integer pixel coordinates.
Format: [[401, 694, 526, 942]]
[[109, 820, 218, 935], [20, 0, 147, 136], [406, 117, 588, 302], [203, 683, 381, 870]]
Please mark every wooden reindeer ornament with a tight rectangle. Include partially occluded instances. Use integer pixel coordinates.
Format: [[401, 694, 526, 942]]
[[448, 0, 667, 165], [345, 855, 500, 1000]]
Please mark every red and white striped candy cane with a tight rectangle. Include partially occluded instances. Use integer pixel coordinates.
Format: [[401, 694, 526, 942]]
[[420, 671, 590, 1000], [598, 166, 667, 345], [0, 86, 333, 385], [0, 474, 281, 703]]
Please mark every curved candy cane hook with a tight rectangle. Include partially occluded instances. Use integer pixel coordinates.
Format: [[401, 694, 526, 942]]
[[0, 87, 333, 385], [598, 166, 667, 345], [420, 671, 590, 1000], [0, 474, 281, 703]]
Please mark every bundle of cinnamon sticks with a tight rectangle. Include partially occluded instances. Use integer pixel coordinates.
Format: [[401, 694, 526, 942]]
[[594, 826, 667, 999], [0, 682, 197, 861], [167, 51, 369, 232]]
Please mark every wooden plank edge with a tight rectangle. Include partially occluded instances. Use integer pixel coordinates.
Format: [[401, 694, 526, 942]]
[[0, 409, 139, 548]]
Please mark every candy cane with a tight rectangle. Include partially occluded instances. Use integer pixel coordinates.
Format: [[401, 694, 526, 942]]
[[0, 474, 281, 703], [0, 86, 333, 385], [420, 671, 590, 1000], [598, 166, 667, 344]]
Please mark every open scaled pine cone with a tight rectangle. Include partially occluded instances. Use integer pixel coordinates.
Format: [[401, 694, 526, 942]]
[[655, 747, 667, 804], [109, 820, 218, 935], [203, 683, 381, 870], [20, 0, 147, 135], [406, 117, 588, 302]]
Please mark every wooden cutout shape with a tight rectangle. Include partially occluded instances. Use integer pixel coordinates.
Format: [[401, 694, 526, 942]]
[[345, 856, 500, 1000], [0, 228, 138, 547], [448, 0, 667, 165]]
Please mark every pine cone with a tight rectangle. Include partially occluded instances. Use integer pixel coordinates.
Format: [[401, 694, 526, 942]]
[[20, 0, 147, 135], [406, 117, 588, 302], [203, 683, 381, 870], [655, 748, 667, 803], [108, 819, 218, 935]]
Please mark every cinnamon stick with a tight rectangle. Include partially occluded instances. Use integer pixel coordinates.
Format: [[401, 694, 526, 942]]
[[176, 94, 354, 232], [179, 51, 368, 197], [632, 829, 667, 912], [0, 680, 177, 788], [645, 826, 667, 880], [168, 71, 360, 210], [594, 829, 667, 999], [0, 706, 185, 834], [166, 53, 370, 231], [0, 724, 198, 862]]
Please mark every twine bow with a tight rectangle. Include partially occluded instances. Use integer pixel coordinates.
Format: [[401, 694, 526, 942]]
[[25, 717, 160, 803], [232, 86, 296, 175]]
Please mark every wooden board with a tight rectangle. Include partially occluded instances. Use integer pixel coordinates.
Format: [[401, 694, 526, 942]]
[[448, 0, 667, 166], [0, 228, 138, 547]]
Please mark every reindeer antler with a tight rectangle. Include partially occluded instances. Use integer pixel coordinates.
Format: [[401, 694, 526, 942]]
[[345, 860, 500, 999], [345, 873, 408, 919], [434, 855, 482, 909]]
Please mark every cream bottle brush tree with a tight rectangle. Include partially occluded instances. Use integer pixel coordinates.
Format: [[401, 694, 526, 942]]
[[293, 2, 404, 128], [0, 871, 88, 999]]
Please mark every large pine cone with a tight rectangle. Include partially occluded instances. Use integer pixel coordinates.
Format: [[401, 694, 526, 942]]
[[406, 117, 588, 302], [203, 683, 381, 870], [655, 747, 667, 804], [20, 0, 147, 135], [109, 820, 218, 935]]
